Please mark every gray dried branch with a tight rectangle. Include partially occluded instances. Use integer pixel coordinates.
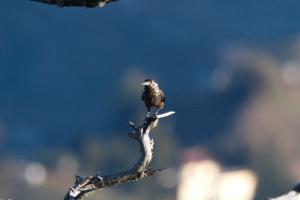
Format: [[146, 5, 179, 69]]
[[30, 0, 118, 8], [269, 183, 300, 200], [269, 191, 300, 200], [64, 111, 175, 200]]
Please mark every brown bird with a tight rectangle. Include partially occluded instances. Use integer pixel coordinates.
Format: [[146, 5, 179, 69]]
[[141, 79, 165, 117]]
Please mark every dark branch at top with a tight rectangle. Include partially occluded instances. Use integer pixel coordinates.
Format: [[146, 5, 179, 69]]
[[30, 0, 118, 8]]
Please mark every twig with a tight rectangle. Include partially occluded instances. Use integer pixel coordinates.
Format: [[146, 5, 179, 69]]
[[269, 183, 300, 200], [30, 0, 118, 8], [64, 111, 175, 200]]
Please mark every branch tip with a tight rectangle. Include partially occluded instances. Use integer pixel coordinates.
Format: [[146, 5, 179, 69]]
[[128, 121, 135, 126], [157, 111, 176, 119]]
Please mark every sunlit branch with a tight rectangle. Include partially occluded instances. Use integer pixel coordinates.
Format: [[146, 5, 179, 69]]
[[64, 111, 175, 200]]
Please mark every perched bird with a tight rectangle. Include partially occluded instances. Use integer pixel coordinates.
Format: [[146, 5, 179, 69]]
[[141, 79, 165, 117]]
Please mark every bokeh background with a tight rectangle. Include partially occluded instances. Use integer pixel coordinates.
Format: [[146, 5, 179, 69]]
[[1, 1, 300, 200]]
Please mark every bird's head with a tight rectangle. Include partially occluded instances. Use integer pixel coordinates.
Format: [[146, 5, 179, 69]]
[[141, 79, 159, 88]]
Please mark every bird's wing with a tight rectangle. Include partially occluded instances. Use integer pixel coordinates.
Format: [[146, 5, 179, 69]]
[[159, 90, 166, 102]]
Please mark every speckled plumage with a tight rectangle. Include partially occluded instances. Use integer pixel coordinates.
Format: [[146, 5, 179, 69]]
[[141, 79, 165, 116]]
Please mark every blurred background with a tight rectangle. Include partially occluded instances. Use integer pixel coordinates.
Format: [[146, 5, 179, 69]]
[[1, 0, 300, 199]]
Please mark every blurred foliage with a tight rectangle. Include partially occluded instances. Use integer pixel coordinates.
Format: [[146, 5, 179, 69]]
[[212, 45, 300, 199]]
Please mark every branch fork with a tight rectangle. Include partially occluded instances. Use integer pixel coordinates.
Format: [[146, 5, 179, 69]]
[[64, 111, 175, 200]]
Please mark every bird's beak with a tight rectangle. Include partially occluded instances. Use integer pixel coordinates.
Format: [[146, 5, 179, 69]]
[[141, 82, 149, 86]]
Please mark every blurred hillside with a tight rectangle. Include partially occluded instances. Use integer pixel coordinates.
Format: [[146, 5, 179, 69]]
[[2, 0, 300, 151], [1, 1, 300, 200]]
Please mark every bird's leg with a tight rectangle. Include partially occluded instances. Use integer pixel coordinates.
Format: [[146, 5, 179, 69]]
[[146, 107, 151, 118], [96, 171, 103, 181], [155, 108, 162, 117]]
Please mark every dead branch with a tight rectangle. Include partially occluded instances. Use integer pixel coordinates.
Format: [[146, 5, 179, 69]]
[[30, 0, 118, 8], [269, 183, 300, 200], [64, 111, 175, 200]]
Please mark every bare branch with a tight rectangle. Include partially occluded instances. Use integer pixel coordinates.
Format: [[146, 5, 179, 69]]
[[269, 183, 300, 200], [30, 0, 118, 8], [269, 191, 299, 200], [157, 111, 176, 119], [64, 111, 175, 200]]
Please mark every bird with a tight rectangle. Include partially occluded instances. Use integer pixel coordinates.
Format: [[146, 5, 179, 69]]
[[141, 79, 165, 118]]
